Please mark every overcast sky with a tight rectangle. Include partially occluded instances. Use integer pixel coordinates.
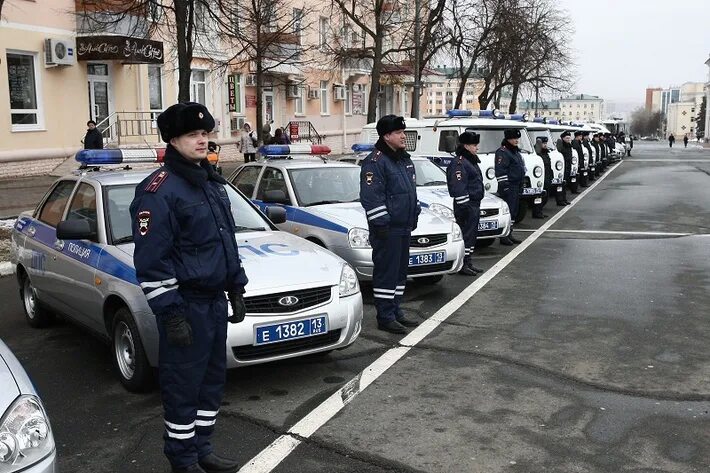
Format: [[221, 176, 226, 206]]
[[557, 0, 710, 104]]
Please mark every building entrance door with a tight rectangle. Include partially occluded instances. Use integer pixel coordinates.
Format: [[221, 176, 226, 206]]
[[87, 63, 113, 139]]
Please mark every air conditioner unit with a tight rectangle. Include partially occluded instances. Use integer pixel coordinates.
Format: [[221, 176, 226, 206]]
[[308, 88, 320, 100], [245, 74, 257, 87], [44, 38, 75, 67], [286, 84, 301, 99], [334, 85, 346, 101]]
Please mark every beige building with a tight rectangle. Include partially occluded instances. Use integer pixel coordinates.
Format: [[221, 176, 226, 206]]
[[658, 81, 705, 138], [424, 67, 482, 116], [705, 56, 710, 141]]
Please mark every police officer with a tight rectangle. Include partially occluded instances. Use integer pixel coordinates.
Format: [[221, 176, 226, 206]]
[[360, 115, 421, 334], [572, 130, 588, 187], [582, 131, 596, 180], [556, 131, 574, 201], [446, 131, 484, 276], [495, 129, 525, 246], [595, 133, 608, 169], [532, 136, 552, 216], [130, 102, 247, 473], [591, 133, 603, 172]]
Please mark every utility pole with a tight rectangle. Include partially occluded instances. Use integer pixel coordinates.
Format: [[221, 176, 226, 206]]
[[412, 0, 422, 119]]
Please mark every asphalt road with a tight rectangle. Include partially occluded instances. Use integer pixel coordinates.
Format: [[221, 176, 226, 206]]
[[1, 141, 709, 472]]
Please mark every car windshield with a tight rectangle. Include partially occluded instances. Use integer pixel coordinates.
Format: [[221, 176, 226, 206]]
[[549, 129, 564, 143], [412, 159, 447, 186], [105, 182, 269, 244], [528, 129, 554, 147], [289, 167, 361, 206], [465, 127, 534, 154]]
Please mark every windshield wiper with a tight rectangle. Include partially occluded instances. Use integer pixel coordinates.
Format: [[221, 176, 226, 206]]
[[113, 236, 133, 245], [305, 200, 344, 206], [235, 225, 266, 232], [421, 181, 447, 186], [349, 198, 360, 202]]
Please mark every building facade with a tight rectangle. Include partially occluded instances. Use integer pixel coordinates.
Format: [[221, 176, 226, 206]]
[[645, 87, 662, 112], [705, 56, 710, 141], [517, 94, 604, 123], [659, 82, 705, 138]]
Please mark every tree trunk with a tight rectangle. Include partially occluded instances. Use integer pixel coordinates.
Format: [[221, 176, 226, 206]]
[[174, 1, 192, 102], [508, 83, 520, 114], [367, 41, 382, 123], [255, 46, 265, 145]]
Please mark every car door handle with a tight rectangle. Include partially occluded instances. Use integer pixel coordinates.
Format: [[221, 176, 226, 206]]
[[54, 240, 65, 251]]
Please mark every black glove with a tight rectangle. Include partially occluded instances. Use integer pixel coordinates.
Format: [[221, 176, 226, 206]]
[[372, 226, 389, 240], [163, 316, 193, 347], [228, 292, 247, 324]]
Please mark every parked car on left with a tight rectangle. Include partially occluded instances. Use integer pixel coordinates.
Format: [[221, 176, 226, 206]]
[[0, 338, 57, 472]]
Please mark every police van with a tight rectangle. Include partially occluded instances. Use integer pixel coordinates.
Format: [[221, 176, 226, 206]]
[[358, 110, 546, 223], [518, 119, 567, 201], [546, 121, 583, 191], [228, 145, 466, 283], [342, 149, 512, 248], [10, 149, 364, 392]]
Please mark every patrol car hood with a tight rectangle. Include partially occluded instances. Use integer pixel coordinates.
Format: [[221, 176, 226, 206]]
[[416, 186, 503, 210], [115, 231, 345, 295], [303, 202, 453, 233], [0, 339, 39, 411]]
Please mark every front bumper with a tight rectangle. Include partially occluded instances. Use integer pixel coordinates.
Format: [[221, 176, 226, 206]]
[[226, 286, 363, 367], [477, 213, 512, 239]]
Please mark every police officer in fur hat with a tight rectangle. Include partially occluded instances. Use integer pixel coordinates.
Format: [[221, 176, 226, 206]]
[[446, 131, 485, 276], [360, 115, 421, 334], [495, 129, 525, 245], [130, 102, 247, 473]]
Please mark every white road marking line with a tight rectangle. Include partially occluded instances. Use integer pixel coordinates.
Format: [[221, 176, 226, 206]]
[[237, 162, 624, 473], [516, 229, 696, 237]]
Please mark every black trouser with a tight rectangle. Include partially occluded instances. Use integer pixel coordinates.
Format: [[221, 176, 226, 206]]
[[454, 201, 480, 263], [370, 228, 410, 323]]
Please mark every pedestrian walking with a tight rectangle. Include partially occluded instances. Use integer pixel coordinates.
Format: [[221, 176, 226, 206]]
[[669, 134, 675, 148], [269, 128, 291, 145], [130, 102, 248, 473], [83, 120, 104, 149], [532, 136, 552, 218], [360, 115, 421, 334], [239, 122, 257, 163], [446, 131, 485, 276], [628, 135, 634, 157], [556, 131, 574, 201], [684, 135, 689, 148], [495, 129, 525, 246]]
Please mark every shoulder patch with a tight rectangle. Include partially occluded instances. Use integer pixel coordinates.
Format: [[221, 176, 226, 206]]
[[145, 170, 169, 193], [137, 210, 151, 236], [455, 170, 462, 181]]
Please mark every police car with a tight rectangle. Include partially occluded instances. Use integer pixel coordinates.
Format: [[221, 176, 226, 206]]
[[547, 121, 583, 191], [10, 149, 363, 392], [228, 145, 466, 283], [342, 149, 511, 248], [358, 110, 546, 223]]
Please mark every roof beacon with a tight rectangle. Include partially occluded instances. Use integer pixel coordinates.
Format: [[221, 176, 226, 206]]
[[446, 109, 504, 119], [75, 148, 166, 166], [351, 143, 375, 153]]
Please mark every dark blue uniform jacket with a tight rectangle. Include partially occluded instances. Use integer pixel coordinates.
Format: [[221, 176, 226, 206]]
[[446, 148, 484, 205], [130, 145, 248, 319], [494, 143, 526, 188], [360, 140, 421, 229]]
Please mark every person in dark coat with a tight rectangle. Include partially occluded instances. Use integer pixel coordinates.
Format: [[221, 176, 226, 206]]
[[360, 115, 421, 334], [683, 135, 689, 147], [446, 131, 485, 275], [668, 134, 675, 148], [532, 137, 552, 218], [582, 131, 597, 179], [556, 131, 574, 201], [628, 135, 634, 156], [495, 129, 525, 245], [571, 131, 589, 187], [83, 120, 104, 149], [130, 102, 247, 473]]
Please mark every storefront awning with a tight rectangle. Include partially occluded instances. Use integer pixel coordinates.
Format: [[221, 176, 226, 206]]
[[76, 35, 164, 64]]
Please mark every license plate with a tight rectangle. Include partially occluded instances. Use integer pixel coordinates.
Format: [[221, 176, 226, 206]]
[[522, 187, 541, 195], [534, 198, 542, 204], [571, 178, 577, 182], [255, 315, 328, 345], [479, 221, 498, 231], [557, 186, 563, 192], [409, 251, 445, 266], [591, 167, 596, 171], [583, 172, 588, 176]]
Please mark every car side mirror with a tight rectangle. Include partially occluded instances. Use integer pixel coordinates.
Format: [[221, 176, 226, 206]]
[[263, 189, 289, 204], [57, 219, 96, 241], [266, 206, 287, 224]]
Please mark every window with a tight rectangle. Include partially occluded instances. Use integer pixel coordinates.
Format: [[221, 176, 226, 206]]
[[293, 8, 303, 41], [148, 65, 163, 128], [345, 84, 352, 115], [319, 17, 328, 49], [343, 24, 351, 48], [190, 70, 207, 105], [438, 130, 459, 152], [256, 168, 291, 204], [231, 74, 243, 114], [66, 183, 98, 239], [194, 1, 209, 31], [231, 166, 263, 197], [38, 181, 76, 227], [403, 87, 409, 117], [320, 80, 329, 114], [7, 51, 43, 131], [295, 87, 305, 115]]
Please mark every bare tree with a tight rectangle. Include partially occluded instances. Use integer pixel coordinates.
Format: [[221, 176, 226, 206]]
[[0, 0, 6, 18], [630, 107, 663, 137]]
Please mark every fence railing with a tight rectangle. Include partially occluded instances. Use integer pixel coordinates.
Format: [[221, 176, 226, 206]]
[[96, 111, 162, 147], [285, 121, 323, 144]]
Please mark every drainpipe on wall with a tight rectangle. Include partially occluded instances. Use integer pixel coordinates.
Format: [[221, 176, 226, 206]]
[[342, 65, 347, 153]]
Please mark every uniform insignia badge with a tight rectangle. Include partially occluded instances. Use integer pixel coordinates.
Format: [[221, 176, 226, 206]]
[[365, 172, 374, 185], [455, 170, 462, 181], [145, 170, 168, 193], [198, 112, 204, 119], [137, 211, 151, 236]]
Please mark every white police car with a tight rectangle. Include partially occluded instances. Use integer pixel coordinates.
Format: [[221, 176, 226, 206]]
[[358, 110, 546, 223], [341, 150, 511, 248], [0, 338, 56, 472], [10, 149, 363, 392], [521, 119, 567, 196], [228, 145, 465, 283]]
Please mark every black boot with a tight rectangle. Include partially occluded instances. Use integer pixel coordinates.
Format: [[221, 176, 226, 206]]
[[199, 453, 239, 473], [499, 236, 514, 246], [173, 464, 207, 473], [458, 265, 477, 276], [508, 229, 522, 244], [396, 310, 420, 327], [468, 261, 484, 273], [377, 319, 407, 334]]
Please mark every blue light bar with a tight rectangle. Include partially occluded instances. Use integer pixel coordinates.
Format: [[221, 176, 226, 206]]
[[533, 117, 547, 124], [351, 143, 375, 152], [75, 148, 162, 166], [547, 119, 560, 125], [259, 144, 332, 156], [446, 109, 473, 117]]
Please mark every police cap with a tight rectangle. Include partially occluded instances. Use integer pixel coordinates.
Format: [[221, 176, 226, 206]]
[[582, 131, 590, 137], [560, 131, 571, 138], [573, 130, 583, 137], [504, 128, 521, 140], [157, 102, 215, 143], [458, 131, 480, 145], [536, 136, 549, 143], [376, 115, 407, 136]]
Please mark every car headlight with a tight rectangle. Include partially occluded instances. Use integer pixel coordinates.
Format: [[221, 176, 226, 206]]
[[555, 161, 563, 171], [348, 227, 370, 249], [486, 168, 495, 180], [572, 156, 578, 165], [533, 166, 542, 178], [452, 222, 462, 241], [501, 202, 510, 215], [339, 264, 360, 296], [429, 203, 454, 220], [0, 395, 54, 470]]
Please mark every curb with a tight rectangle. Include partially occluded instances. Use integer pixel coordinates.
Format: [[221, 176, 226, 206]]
[[0, 262, 14, 277]]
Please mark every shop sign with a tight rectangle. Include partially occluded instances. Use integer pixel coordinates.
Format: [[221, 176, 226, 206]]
[[76, 35, 164, 64]]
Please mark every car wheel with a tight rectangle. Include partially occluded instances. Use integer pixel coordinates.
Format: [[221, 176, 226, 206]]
[[20, 274, 53, 328], [475, 238, 495, 248], [112, 307, 153, 392], [413, 275, 443, 284]]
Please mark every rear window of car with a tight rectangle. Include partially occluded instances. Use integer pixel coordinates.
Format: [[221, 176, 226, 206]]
[[37, 180, 77, 227]]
